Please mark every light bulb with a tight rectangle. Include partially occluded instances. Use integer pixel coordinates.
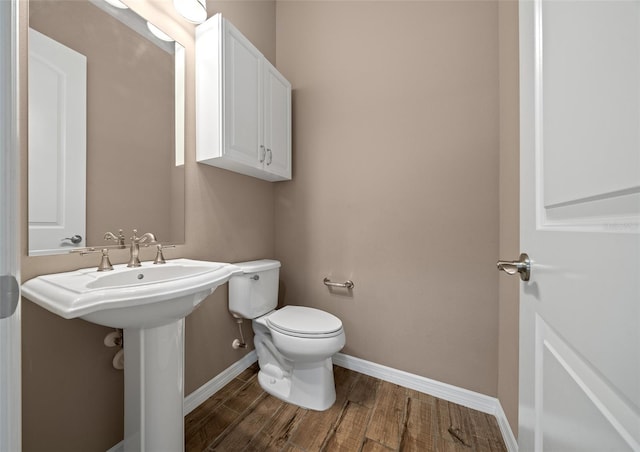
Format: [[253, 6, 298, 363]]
[[173, 0, 206, 24], [104, 0, 128, 9], [147, 22, 174, 42]]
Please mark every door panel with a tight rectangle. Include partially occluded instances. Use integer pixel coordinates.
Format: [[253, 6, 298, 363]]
[[539, 318, 636, 451], [0, 0, 21, 450], [263, 62, 291, 180], [519, 0, 640, 450], [542, 1, 640, 207], [224, 23, 262, 167]]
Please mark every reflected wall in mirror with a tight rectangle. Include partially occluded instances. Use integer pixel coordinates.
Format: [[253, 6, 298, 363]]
[[28, 0, 185, 256]]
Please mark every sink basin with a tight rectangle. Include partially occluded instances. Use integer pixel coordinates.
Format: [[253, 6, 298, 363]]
[[21, 258, 242, 328], [22, 258, 243, 451]]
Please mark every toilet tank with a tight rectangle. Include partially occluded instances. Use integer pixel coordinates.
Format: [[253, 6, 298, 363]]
[[228, 259, 281, 319]]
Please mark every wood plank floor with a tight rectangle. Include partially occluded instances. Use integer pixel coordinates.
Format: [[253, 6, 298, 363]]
[[185, 364, 507, 452]]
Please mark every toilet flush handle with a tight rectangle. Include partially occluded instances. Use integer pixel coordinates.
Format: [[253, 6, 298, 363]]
[[250, 274, 259, 281]]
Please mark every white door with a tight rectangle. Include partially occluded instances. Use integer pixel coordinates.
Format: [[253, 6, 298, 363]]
[[517, 0, 640, 450], [28, 28, 86, 256], [223, 20, 262, 169], [0, 0, 21, 450], [263, 61, 291, 181]]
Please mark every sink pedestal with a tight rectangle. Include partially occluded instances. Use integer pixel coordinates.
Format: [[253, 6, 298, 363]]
[[20, 259, 243, 451], [123, 320, 185, 452]]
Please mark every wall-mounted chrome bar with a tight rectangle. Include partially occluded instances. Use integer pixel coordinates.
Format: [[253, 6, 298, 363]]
[[323, 277, 354, 289]]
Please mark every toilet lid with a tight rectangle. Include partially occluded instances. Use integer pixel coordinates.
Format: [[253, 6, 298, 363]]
[[267, 305, 342, 336]]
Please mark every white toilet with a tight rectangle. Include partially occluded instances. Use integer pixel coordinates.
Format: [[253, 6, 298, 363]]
[[229, 259, 346, 411]]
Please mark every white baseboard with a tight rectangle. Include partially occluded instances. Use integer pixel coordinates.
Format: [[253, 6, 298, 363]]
[[184, 350, 258, 415], [106, 440, 123, 452], [108, 351, 517, 452], [494, 397, 519, 452], [332, 353, 518, 452]]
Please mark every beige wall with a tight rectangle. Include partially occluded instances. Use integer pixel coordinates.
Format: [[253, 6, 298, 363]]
[[20, 0, 520, 450], [498, 0, 520, 435], [20, 1, 275, 450], [274, 1, 501, 396]]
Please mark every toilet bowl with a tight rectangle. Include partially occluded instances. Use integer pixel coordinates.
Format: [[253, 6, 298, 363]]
[[229, 260, 346, 411]]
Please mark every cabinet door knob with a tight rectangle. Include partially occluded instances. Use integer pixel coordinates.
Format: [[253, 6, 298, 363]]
[[259, 145, 266, 163], [266, 148, 273, 165]]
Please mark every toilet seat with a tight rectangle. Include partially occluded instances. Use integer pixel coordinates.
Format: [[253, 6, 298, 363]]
[[266, 305, 343, 339]]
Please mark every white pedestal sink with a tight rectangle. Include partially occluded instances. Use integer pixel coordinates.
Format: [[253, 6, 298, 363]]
[[22, 259, 242, 452]]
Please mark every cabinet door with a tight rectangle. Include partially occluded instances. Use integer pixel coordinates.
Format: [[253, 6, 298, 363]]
[[223, 22, 262, 168], [263, 62, 291, 180]]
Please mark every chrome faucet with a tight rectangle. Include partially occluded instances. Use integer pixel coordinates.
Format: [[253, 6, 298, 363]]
[[127, 229, 157, 267]]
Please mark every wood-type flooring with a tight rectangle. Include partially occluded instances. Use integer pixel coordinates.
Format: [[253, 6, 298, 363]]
[[185, 364, 508, 452]]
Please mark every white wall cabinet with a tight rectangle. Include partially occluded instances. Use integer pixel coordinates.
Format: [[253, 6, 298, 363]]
[[196, 14, 291, 181]]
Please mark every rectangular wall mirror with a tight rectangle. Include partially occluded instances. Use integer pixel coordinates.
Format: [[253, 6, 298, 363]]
[[28, 0, 185, 256]]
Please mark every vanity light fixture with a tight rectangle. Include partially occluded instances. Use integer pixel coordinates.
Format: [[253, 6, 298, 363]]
[[146, 22, 174, 42], [173, 0, 207, 24], [103, 0, 128, 9]]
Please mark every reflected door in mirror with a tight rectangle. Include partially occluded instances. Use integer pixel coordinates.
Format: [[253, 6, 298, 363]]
[[27, 0, 186, 255], [28, 28, 86, 256]]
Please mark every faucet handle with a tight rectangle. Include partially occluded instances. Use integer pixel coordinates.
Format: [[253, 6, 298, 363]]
[[97, 249, 114, 272], [72, 248, 113, 271], [104, 229, 126, 247], [116, 229, 125, 244], [70, 247, 96, 255], [153, 244, 175, 265]]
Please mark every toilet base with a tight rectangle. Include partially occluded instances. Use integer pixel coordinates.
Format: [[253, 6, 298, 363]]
[[257, 357, 336, 411]]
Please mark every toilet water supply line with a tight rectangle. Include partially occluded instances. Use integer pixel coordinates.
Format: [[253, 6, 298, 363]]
[[105, 319, 247, 367], [232, 318, 247, 349], [232, 319, 289, 375]]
